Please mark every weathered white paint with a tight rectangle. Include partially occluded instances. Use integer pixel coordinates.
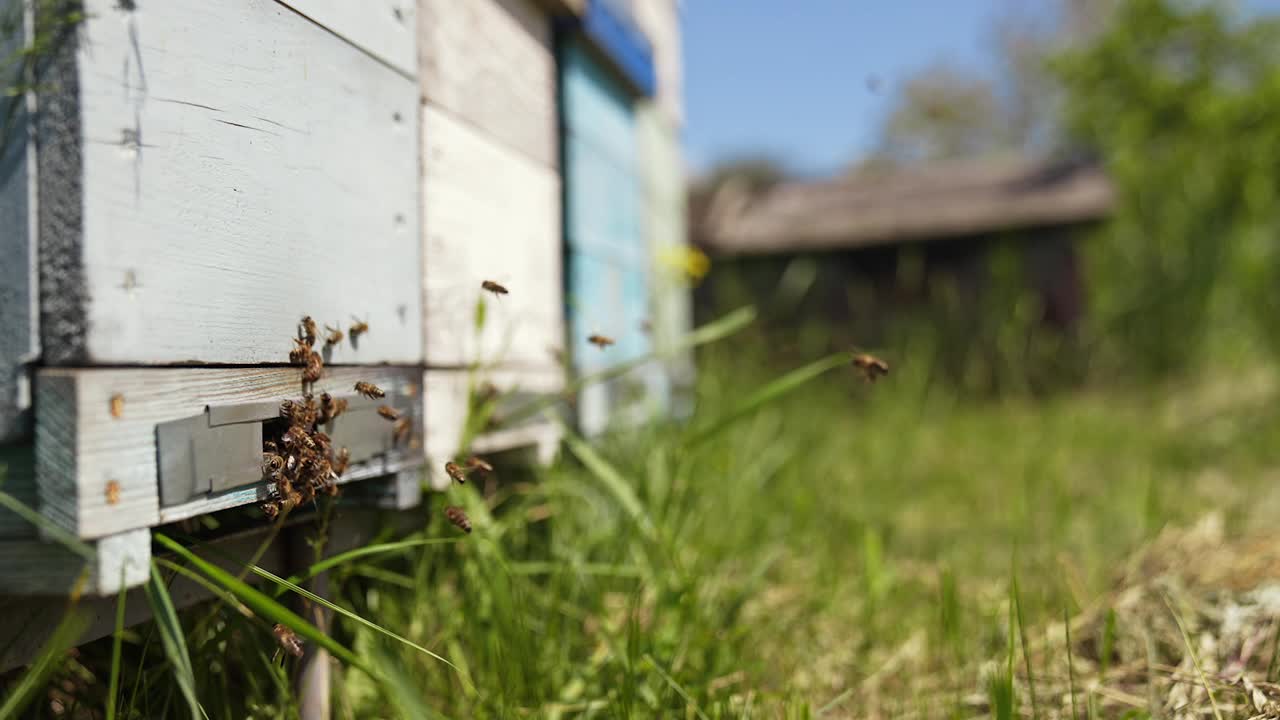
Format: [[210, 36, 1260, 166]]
[[35, 366, 423, 539], [0, 0, 36, 443], [51, 0, 421, 365], [0, 527, 149, 596], [633, 0, 683, 126], [423, 366, 563, 490], [422, 105, 565, 369], [418, 0, 558, 168], [280, 0, 417, 78]]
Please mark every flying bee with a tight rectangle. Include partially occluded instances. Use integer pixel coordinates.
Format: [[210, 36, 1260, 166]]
[[444, 506, 472, 534], [349, 316, 369, 337], [332, 447, 350, 477], [465, 456, 493, 474], [377, 405, 400, 421], [850, 352, 889, 383], [444, 461, 469, 484], [481, 280, 509, 297], [640, 319, 653, 334], [588, 334, 615, 349], [105, 480, 121, 506], [273, 624, 304, 658], [324, 325, 344, 346], [392, 417, 412, 444], [300, 316, 317, 347], [289, 338, 310, 365], [354, 381, 385, 399], [318, 393, 348, 424], [302, 351, 323, 383]]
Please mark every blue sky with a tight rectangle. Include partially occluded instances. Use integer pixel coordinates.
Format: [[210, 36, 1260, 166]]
[[680, 0, 1280, 178]]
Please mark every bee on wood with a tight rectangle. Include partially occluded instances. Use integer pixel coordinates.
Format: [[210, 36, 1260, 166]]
[[354, 381, 385, 399], [302, 351, 323, 383], [312, 430, 332, 455], [262, 501, 280, 521], [289, 338, 310, 365], [444, 506, 472, 534], [588, 334, 615, 349], [105, 480, 121, 506], [324, 325, 344, 346], [273, 624, 304, 658], [349, 317, 369, 338], [300, 316, 317, 348], [109, 394, 125, 419], [850, 353, 889, 383], [332, 447, 350, 477], [481, 280, 509, 297], [377, 405, 401, 421], [444, 461, 469, 484], [264, 440, 279, 455], [318, 393, 348, 424], [282, 427, 315, 451], [465, 456, 493, 474], [392, 417, 412, 445], [279, 399, 308, 426]]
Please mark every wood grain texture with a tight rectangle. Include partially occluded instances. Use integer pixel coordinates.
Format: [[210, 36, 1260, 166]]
[[0, 528, 149, 596], [422, 105, 565, 369], [43, 0, 421, 365], [423, 367, 563, 490], [0, 0, 36, 442], [0, 445, 37, 539], [419, 0, 557, 168], [632, 0, 683, 126], [36, 366, 424, 540], [280, 0, 417, 77]]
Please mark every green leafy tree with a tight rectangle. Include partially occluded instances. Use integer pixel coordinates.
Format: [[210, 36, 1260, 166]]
[[1054, 0, 1280, 375]]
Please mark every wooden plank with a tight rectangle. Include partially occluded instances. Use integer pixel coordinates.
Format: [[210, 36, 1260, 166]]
[[419, 0, 557, 168], [0, 528, 149, 597], [422, 367, 563, 489], [633, 0, 683, 126], [40, 0, 421, 366], [35, 366, 424, 540], [280, 0, 417, 78], [0, 0, 36, 443], [422, 105, 565, 369], [0, 444, 38, 539]]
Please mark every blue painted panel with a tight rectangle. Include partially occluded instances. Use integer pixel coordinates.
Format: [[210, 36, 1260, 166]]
[[557, 0, 655, 98], [561, 39, 636, 163], [563, 136, 643, 263]]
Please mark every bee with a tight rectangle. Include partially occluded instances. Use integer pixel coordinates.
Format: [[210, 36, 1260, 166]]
[[289, 338, 310, 365], [465, 456, 493, 474], [332, 447, 350, 477], [264, 440, 279, 454], [444, 461, 469, 484], [273, 624, 304, 658], [549, 346, 566, 365], [354, 381, 385, 399], [444, 506, 472, 534], [300, 316, 317, 348], [850, 353, 889, 383], [262, 453, 285, 478], [349, 317, 369, 337], [109, 394, 125, 419], [312, 430, 332, 455], [392, 417, 412, 444], [318, 393, 348, 424], [588, 334, 615, 349], [303, 351, 323, 383], [324, 325, 344, 346], [377, 405, 401, 421], [640, 319, 652, 334], [481, 280, 509, 297], [282, 427, 316, 451], [262, 501, 280, 521], [475, 381, 499, 404], [105, 480, 121, 506]]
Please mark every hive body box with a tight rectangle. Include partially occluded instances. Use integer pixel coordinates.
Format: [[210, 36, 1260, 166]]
[[418, 0, 567, 485], [0, 0, 425, 594]]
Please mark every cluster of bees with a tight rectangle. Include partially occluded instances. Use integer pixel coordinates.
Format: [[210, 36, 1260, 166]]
[[260, 316, 408, 520]]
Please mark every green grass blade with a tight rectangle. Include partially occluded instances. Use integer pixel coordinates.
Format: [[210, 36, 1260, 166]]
[[553, 415, 656, 541], [686, 352, 851, 446], [246, 564, 466, 680], [644, 654, 710, 720], [0, 489, 95, 560], [154, 558, 254, 618], [1164, 593, 1224, 720], [273, 536, 461, 595], [503, 305, 757, 425], [152, 533, 366, 672], [105, 572, 129, 720], [1011, 571, 1039, 719], [144, 563, 202, 720], [0, 599, 90, 719]]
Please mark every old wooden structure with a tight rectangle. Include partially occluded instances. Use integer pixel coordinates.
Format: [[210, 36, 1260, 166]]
[[0, 0, 692, 679]]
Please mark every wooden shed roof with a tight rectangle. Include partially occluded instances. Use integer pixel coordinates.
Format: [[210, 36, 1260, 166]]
[[695, 156, 1114, 257]]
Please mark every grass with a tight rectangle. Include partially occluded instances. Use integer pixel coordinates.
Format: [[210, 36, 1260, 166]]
[[5, 334, 1280, 718]]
